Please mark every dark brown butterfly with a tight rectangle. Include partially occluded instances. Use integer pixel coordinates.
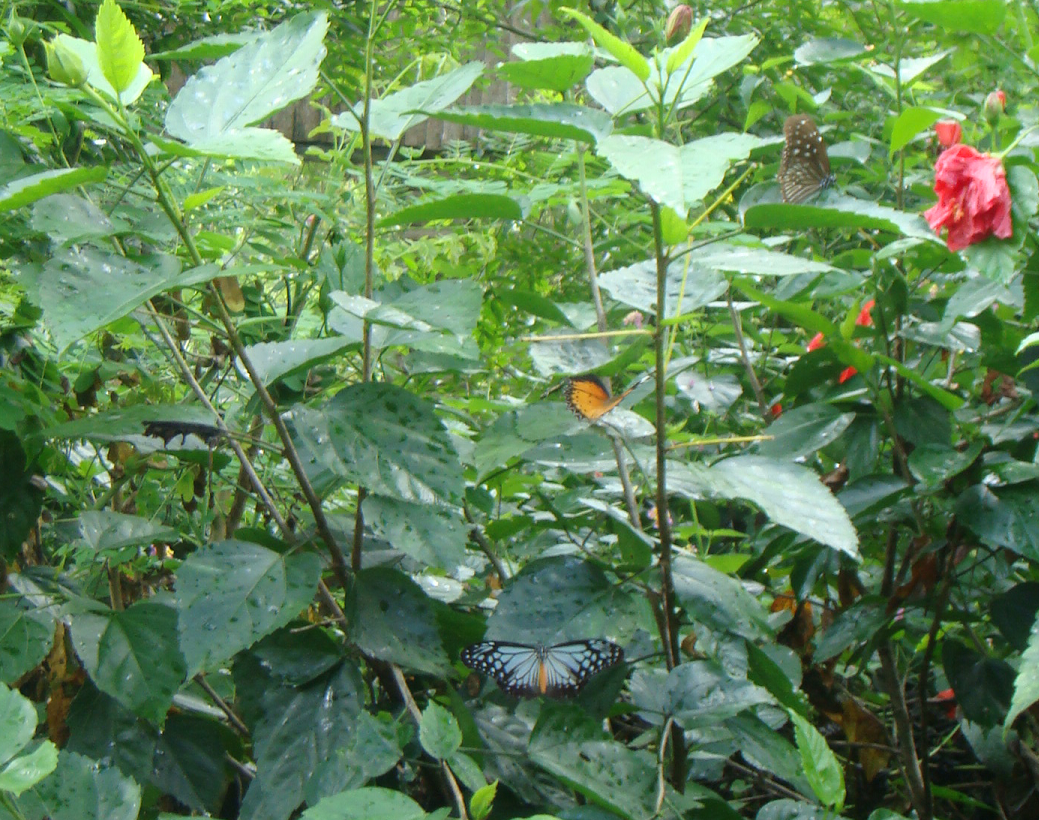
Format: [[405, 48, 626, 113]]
[[778, 114, 835, 204], [564, 375, 637, 421]]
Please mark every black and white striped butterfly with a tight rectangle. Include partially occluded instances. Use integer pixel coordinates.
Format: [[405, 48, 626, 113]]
[[778, 114, 835, 204], [460, 639, 624, 698]]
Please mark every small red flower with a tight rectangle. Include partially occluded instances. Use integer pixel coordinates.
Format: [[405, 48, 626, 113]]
[[770, 402, 782, 418], [838, 366, 857, 384], [856, 299, 875, 327], [934, 120, 961, 148], [807, 332, 826, 352], [924, 144, 1012, 251]]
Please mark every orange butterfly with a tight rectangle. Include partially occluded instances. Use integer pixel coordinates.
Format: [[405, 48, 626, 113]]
[[564, 374, 638, 421]]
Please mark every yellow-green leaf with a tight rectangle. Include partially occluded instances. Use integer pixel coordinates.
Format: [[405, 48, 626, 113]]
[[95, 0, 144, 96], [559, 7, 649, 81]]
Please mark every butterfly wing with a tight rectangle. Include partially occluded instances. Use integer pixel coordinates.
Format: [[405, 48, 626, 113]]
[[778, 114, 835, 204], [540, 639, 625, 698], [564, 375, 636, 421], [460, 641, 543, 698], [460, 639, 625, 698]]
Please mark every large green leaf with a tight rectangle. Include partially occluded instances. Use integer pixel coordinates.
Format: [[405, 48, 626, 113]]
[[65, 682, 158, 787], [31, 194, 129, 243], [956, 484, 1039, 561], [500, 42, 594, 92], [756, 403, 856, 460], [671, 556, 771, 640], [1004, 619, 1039, 733], [0, 167, 108, 211], [528, 708, 658, 820], [345, 568, 450, 675], [17, 750, 140, 820], [597, 133, 762, 215], [669, 456, 860, 558], [0, 431, 43, 562], [379, 194, 523, 227], [70, 600, 187, 725], [744, 194, 938, 240], [0, 682, 37, 769], [0, 600, 52, 685], [300, 787, 429, 820], [288, 382, 464, 504], [430, 104, 612, 145], [165, 12, 328, 163], [486, 557, 639, 643], [235, 657, 364, 820], [75, 511, 180, 556], [598, 259, 727, 317], [364, 495, 467, 569], [173, 540, 323, 677], [332, 63, 483, 141], [898, 0, 1005, 33], [13, 249, 231, 352], [151, 714, 237, 814], [630, 661, 773, 728], [245, 337, 354, 387]]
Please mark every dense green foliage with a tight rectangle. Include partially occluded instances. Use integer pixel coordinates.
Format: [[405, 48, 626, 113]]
[[2, 1, 1039, 819]]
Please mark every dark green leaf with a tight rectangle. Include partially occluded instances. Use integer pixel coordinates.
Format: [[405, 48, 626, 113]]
[[943, 641, 1014, 727]]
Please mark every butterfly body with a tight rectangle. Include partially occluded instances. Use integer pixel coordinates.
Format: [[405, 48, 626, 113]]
[[564, 375, 637, 421], [778, 114, 835, 204], [460, 639, 624, 698]]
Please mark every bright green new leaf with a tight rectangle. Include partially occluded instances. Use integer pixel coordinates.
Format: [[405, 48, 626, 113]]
[[889, 106, 943, 156], [95, 0, 145, 95], [790, 711, 846, 811], [559, 7, 650, 81], [418, 702, 462, 760], [470, 781, 498, 820]]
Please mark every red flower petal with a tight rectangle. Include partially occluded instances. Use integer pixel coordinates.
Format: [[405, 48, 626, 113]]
[[838, 366, 857, 384], [856, 299, 875, 327], [934, 120, 961, 148], [807, 332, 826, 352]]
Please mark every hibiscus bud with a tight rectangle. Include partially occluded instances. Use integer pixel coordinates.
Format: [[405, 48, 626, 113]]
[[4, 12, 31, 46], [934, 119, 961, 148], [984, 90, 1006, 124], [665, 5, 693, 45], [45, 39, 87, 88]]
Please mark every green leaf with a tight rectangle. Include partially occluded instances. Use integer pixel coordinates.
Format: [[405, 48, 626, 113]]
[[419, 702, 462, 760], [665, 17, 709, 73], [0, 167, 108, 211], [670, 456, 860, 558], [332, 63, 484, 141], [0, 600, 52, 685], [597, 133, 762, 215], [429, 104, 612, 145], [150, 714, 237, 814], [31, 194, 128, 243], [873, 354, 964, 410], [53, 33, 153, 104], [599, 258, 727, 317], [18, 750, 141, 820], [1004, 618, 1039, 733], [288, 382, 464, 504], [43, 402, 220, 444], [245, 337, 354, 387], [691, 244, 836, 277], [0, 432, 43, 563], [898, 0, 1006, 33], [794, 37, 867, 64], [75, 510, 180, 555], [0, 682, 37, 769], [70, 600, 187, 725], [173, 540, 322, 677], [789, 711, 845, 810], [0, 740, 58, 796], [469, 780, 497, 820], [744, 193, 938, 240], [956, 484, 1039, 560], [236, 658, 365, 820], [364, 495, 467, 569], [346, 567, 450, 674], [300, 787, 429, 820], [991, 583, 1039, 650], [672, 556, 771, 640], [732, 279, 838, 336], [633, 661, 772, 728], [756, 403, 855, 460], [529, 708, 658, 818], [95, 0, 144, 95], [14, 248, 187, 352], [889, 107, 943, 156], [65, 682, 158, 787], [558, 7, 649, 81], [379, 193, 522, 227], [486, 557, 639, 643], [501, 42, 593, 92], [943, 641, 1014, 727], [165, 12, 329, 163]]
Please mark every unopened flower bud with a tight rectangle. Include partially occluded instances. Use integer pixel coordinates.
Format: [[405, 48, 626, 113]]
[[934, 119, 961, 148], [5, 12, 30, 46], [665, 5, 693, 45], [983, 90, 1006, 124], [45, 39, 87, 88]]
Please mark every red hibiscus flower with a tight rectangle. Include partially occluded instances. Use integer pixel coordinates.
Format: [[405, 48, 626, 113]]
[[924, 144, 1012, 251], [856, 299, 875, 327], [934, 120, 961, 148]]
